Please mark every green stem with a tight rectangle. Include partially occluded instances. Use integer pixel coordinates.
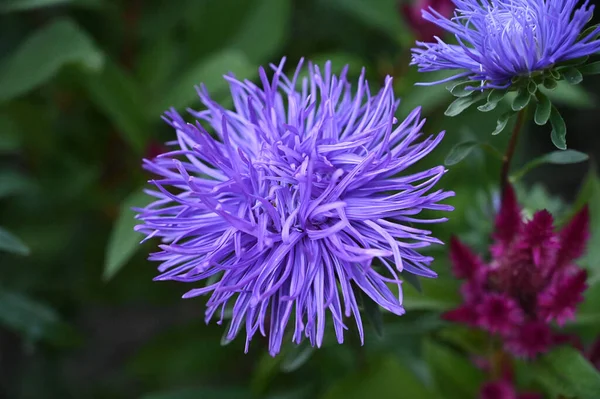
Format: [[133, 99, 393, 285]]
[[500, 110, 527, 193]]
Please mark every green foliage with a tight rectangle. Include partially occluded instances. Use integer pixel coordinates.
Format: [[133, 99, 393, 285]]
[[104, 190, 152, 280], [0, 226, 30, 255], [533, 347, 600, 399], [511, 150, 589, 182], [0, 18, 103, 102], [0, 1, 599, 398]]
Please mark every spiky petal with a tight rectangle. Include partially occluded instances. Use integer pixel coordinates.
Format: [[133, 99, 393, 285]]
[[135, 58, 454, 356]]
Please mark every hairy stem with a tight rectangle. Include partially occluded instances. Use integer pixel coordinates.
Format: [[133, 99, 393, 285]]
[[500, 110, 527, 193]]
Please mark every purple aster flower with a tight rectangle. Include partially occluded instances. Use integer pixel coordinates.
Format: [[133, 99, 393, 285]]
[[135, 58, 454, 356], [411, 0, 600, 89]]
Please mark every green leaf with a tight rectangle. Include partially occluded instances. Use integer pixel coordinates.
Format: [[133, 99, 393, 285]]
[[0, 114, 22, 152], [579, 24, 600, 40], [424, 339, 485, 399], [0, 227, 30, 255], [403, 277, 461, 311], [477, 89, 506, 112], [0, 171, 34, 199], [511, 88, 531, 111], [0, 0, 103, 12], [543, 78, 558, 90], [359, 291, 384, 338], [0, 18, 104, 103], [511, 150, 588, 181], [230, 0, 291, 63], [325, 0, 408, 42], [280, 342, 315, 373], [141, 387, 250, 399], [103, 190, 151, 280], [444, 140, 479, 166], [542, 80, 595, 109], [562, 67, 584, 84], [444, 93, 485, 117], [580, 61, 600, 75], [448, 81, 476, 98], [534, 91, 551, 125], [533, 347, 600, 399], [322, 355, 436, 399], [492, 111, 515, 135], [401, 271, 422, 293], [0, 289, 77, 345], [81, 61, 148, 152], [157, 49, 257, 113], [549, 106, 567, 150], [527, 79, 537, 94]]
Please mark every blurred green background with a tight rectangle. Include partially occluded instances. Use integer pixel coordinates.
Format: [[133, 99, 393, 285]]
[[2, 1, 600, 398]]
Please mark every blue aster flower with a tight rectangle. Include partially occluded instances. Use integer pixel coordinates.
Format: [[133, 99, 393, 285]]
[[411, 0, 600, 89], [135, 58, 453, 356]]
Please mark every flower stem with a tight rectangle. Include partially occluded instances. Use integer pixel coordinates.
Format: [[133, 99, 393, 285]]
[[500, 110, 527, 193]]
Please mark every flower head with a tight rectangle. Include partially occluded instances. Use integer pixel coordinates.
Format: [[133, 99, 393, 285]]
[[445, 184, 589, 358], [411, 0, 600, 89], [135, 58, 453, 356]]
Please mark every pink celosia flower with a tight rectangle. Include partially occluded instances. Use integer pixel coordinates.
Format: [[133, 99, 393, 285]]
[[445, 184, 590, 358], [399, 0, 454, 41]]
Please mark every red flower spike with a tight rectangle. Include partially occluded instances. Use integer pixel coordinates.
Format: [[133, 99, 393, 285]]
[[538, 269, 588, 325], [479, 380, 517, 399], [505, 321, 553, 358], [400, 0, 455, 41], [555, 205, 590, 270], [520, 210, 557, 267], [493, 184, 522, 248], [442, 305, 478, 326], [477, 293, 524, 335], [450, 236, 485, 280]]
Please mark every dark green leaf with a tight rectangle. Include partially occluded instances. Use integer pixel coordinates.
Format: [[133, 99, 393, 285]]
[[81, 61, 148, 152], [492, 111, 514, 135], [579, 24, 600, 40], [534, 91, 551, 125], [280, 342, 315, 373], [511, 88, 531, 111], [511, 150, 589, 181], [527, 79, 537, 94], [0, 289, 77, 345], [359, 291, 384, 338], [141, 387, 250, 399], [0, 171, 34, 199], [103, 190, 152, 280], [448, 81, 476, 98], [322, 355, 436, 399], [230, 0, 291, 63], [549, 106, 567, 150], [0, 0, 103, 13], [543, 78, 558, 90], [325, 0, 409, 42], [0, 227, 30, 255], [0, 114, 21, 152], [444, 140, 479, 166], [403, 277, 461, 311], [543, 80, 595, 108], [424, 340, 485, 399], [580, 61, 600, 75], [533, 347, 600, 399], [477, 89, 506, 112], [0, 18, 104, 102], [444, 93, 485, 117], [401, 271, 422, 293], [562, 67, 584, 85], [559, 55, 590, 67], [157, 49, 257, 112]]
